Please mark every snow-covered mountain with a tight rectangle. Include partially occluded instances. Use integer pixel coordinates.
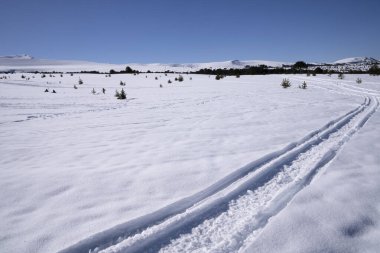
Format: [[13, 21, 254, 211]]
[[0, 55, 378, 73], [0, 55, 289, 72], [0, 54, 34, 60], [333, 57, 379, 65]]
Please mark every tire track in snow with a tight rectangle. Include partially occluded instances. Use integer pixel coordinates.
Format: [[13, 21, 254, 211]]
[[58, 95, 377, 253], [96, 96, 378, 253]]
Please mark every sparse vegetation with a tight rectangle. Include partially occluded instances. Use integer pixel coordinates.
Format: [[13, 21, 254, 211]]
[[356, 78, 362, 84], [300, 81, 307, 89], [78, 78, 83, 84], [338, 73, 344, 79], [281, 78, 291, 88]]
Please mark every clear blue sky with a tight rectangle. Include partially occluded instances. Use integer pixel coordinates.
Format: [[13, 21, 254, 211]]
[[1, 0, 379, 63]]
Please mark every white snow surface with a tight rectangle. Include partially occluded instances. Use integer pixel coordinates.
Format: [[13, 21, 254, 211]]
[[246, 95, 380, 253], [0, 72, 380, 253]]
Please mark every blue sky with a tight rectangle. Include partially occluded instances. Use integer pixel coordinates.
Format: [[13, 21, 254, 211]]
[[0, 0, 379, 63]]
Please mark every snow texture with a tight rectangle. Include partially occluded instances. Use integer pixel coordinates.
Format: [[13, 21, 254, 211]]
[[0, 72, 379, 253]]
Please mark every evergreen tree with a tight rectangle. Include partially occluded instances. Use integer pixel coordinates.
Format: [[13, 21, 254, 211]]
[[281, 78, 291, 88]]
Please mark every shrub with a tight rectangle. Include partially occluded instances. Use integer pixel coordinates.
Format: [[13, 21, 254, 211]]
[[115, 88, 127, 99], [168, 79, 172, 84], [78, 78, 83, 84], [91, 88, 96, 94], [236, 74, 240, 78], [178, 75, 184, 82], [74, 84, 78, 89], [119, 88, 127, 99], [215, 75, 222, 80], [159, 84, 163, 88], [120, 81, 126, 86], [155, 77, 158, 80], [369, 65, 380, 76], [41, 74, 46, 78], [338, 73, 344, 79], [300, 81, 307, 89], [312, 73, 316, 76], [356, 78, 362, 84], [307, 72, 310, 76], [281, 78, 291, 88]]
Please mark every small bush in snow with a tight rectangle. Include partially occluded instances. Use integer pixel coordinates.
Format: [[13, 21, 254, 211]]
[[168, 79, 172, 84], [338, 73, 344, 79], [120, 81, 126, 86], [91, 88, 96, 94], [74, 84, 78, 89], [78, 78, 83, 85], [115, 88, 127, 99], [177, 75, 184, 82], [300, 81, 307, 89], [159, 84, 163, 88], [356, 78, 362, 84], [155, 77, 158, 80], [281, 78, 291, 88], [236, 74, 240, 78], [41, 74, 46, 78], [312, 73, 316, 76]]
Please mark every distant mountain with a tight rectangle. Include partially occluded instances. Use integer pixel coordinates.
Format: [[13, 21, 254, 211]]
[[0, 54, 34, 60], [333, 57, 379, 65], [0, 55, 378, 73]]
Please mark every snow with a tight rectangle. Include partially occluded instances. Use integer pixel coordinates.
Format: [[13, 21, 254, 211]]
[[245, 95, 380, 253], [333, 57, 379, 65], [0, 72, 379, 253]]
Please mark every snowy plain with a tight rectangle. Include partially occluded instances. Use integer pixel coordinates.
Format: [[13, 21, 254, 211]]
[[0, 72, 379, 253]]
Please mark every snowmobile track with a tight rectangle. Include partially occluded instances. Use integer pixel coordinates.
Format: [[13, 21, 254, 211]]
[[59, 95, 378, 253]]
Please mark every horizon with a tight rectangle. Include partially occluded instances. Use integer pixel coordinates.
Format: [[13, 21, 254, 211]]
[[0, 54, 378, 65], [1, 0, 379, 64]]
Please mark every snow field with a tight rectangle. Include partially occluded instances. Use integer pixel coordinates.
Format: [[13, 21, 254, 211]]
[[0, 73, 378, 253]]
